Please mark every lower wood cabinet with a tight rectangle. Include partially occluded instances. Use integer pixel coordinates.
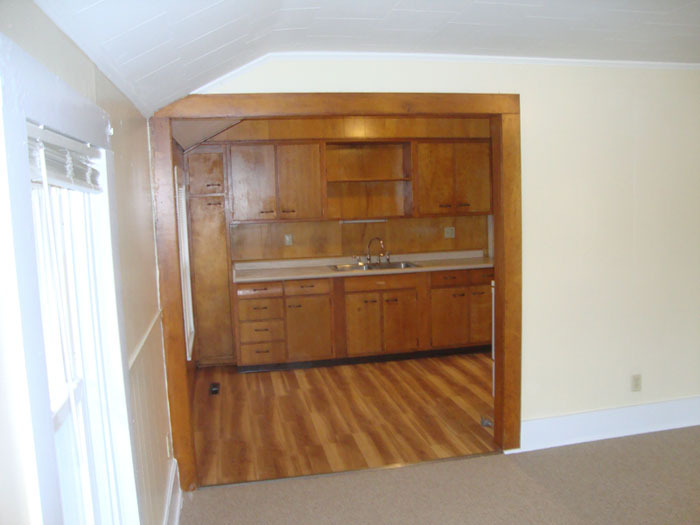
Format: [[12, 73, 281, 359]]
[[234, 269, 492, 366], [345, 292, 382, 356], [383, 290, 419, 353], [286, 295, 333, 361], [430, 287, 469, 347], [345, 287, 419, 356]]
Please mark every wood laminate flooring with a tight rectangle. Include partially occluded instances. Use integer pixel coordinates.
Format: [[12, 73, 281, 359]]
[[193, 352, 497, 486]]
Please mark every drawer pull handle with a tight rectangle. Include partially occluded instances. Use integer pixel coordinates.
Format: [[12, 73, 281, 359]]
[[259, 210, 274, 214], [281, 209, 296, 213], [206, 202, 222, 206], [254, 349, 270, 354], [252, 306, 268, 311], [364, 299, 378, 304], [288, 304, 302, 309], [457, 202, 471, 207], [252, 288, 268, 291], [439, 204, 452, 208], [472, 291, 486, 296], [385, 298, 398, 303], [453, 293, 465, 297], [443, 276, 457, 280], [254, 328, 269, 332], [300, 284, 315, 289], [206, 183, 222, 187]]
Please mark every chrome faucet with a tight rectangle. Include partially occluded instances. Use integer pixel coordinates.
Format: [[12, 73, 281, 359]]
[[366, 237, 386, 265]]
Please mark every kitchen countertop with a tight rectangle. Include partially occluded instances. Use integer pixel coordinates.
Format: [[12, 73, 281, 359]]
[[233, 250, 493, 283]]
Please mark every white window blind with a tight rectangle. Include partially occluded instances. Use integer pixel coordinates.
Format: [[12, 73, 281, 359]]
[[27, 122, 126, 524], [175, 170, 195, 361]]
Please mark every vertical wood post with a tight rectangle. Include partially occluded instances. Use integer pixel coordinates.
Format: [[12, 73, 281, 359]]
[[150, 117, 198, 490]]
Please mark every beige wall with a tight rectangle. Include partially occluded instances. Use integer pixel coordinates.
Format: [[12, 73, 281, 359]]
[[0, 2, 172, 523], [203, 55, 700, 420]]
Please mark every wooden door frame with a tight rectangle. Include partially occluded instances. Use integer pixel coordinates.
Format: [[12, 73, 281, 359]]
[[151, 93, 522, 491]]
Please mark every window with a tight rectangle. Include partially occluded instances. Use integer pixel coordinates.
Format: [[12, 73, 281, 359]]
[[27, 122, 128, 524]]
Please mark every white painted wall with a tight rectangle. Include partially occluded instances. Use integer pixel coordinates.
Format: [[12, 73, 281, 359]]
[[202, 53, 700, 421], [0, 2, 174, 522]]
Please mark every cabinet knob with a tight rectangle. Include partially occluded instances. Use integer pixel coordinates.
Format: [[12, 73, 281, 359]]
[[385, 298, 398, 303], [281, 209, 296, 214], [457, 202, 471, 207], [438, 204, 452, 208], [472, 291, 486, 296], [364, 299, 378, 304], [259, 210, 274, 214], [254, 328, 269, 332], [252, 306, 268, 311], [205, 183, 222, 187], [252, 288, 268, 291], [254, 349, 270, 354], [288, 304, 302, 308], [300, 284, 314, 289], [453, 293, 465, 297]]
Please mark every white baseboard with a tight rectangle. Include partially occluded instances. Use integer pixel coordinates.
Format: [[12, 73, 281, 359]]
[[506, 395, 700, 454], [163, 459, 182, 525]]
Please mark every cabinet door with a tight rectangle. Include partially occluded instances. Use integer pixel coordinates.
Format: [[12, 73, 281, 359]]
[[277, 144, 323, 219], [455, 142, 491, 213], [430, 287, 469, 348], [416, 142, 454, 215], [286, 296, 333, 361], [188, 151, 225, 195], [383, 290, 419, 353], [230, 144, 277, 220], [468, 285, 492, 343], [345, 292, 382, 356], [189, 196, 234, 361]]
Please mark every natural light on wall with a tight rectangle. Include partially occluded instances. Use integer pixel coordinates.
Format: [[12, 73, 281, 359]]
[[27, 121, 127, 524]]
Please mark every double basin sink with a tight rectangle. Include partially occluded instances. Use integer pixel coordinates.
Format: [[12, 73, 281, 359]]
[[330, 261, 419, 272]]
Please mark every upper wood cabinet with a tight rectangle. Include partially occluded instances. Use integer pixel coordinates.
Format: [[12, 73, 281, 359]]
[[277, 144, 323, 219], [230, 143, 323, 221], [188, 150, 225, 195], [230, 144, 277, 220], [416, 141, 492, 215]]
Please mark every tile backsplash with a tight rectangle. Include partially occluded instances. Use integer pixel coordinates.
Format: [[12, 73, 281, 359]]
[[230, 216, 488, 261]]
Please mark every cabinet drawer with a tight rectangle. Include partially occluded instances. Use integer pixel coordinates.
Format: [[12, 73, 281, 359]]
[[236, 282, 283, 298], [239, 342, 286, 366], [284, 279, 331, 296], [430, 270, 468, 288], [344, 273, 419, 292], [239, 320, 285, 343], [468, 268, 494, 285], [238, 298, 283, 321]]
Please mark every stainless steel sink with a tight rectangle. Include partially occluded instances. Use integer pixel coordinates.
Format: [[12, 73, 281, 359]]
[[330, 261, 419, 272]]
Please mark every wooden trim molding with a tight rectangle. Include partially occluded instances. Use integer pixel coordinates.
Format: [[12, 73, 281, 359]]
[[151, 93, 522, 491], [150, 117, 198, 490], [155, 93, 520, 119]]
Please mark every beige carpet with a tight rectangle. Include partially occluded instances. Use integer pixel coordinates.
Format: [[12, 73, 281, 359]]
[[180, 426, 700, 524]]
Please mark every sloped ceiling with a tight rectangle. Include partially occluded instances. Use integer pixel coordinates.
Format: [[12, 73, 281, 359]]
[[35, 0, 700, 116]]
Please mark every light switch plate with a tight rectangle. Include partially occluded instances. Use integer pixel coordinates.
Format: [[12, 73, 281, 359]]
[[444, 226, 455, 239], [284, 233, 293, 246]]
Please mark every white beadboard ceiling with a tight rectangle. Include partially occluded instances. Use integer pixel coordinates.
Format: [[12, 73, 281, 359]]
[[35, 0, 700, 116]]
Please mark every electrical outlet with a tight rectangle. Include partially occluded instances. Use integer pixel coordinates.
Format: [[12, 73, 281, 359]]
[[284, 233, 293, 246], [631, 374, 642, 392], [444, 226, 455, 239]]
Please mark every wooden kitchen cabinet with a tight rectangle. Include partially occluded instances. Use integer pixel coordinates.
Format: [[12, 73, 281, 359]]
[[345, 292, 382, 356], [277, 143, 323, 219], [416, 142, 454, 215], [188, 150, 225, 195], [285, 295, 333, 361], [189, 195, 234, 363], [230, 143, 323, 221], [455, 142, 492, 213], [382, 289, 419, 353], [416, 141, 491, 215], [468, 284, 492, 343], [230, 144, 277, 220], [430, 287, 470, 348]]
